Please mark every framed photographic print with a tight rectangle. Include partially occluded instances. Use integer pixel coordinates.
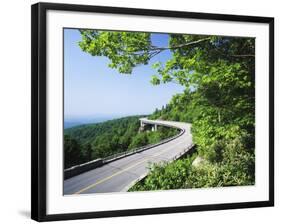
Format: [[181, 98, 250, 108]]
[[31, 2, 274, 222]]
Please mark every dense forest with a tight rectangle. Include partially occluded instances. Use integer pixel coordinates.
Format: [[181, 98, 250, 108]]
[[78, 30, 255, 189], [64, 116, 179, 169]]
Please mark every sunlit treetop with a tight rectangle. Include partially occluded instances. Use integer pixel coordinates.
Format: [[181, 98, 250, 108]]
[[78, 30, 254, 90]]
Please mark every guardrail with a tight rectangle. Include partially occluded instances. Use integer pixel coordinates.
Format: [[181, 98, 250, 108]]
[[172, 143, 196, 161], [64, 128, 184, 180], [121, 144, 196, 192], [103, 128, 184, 163], [64, 158, 103, 179]]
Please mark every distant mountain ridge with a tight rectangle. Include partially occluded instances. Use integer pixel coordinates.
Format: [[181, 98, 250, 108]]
[[64, 115, 142, 129]]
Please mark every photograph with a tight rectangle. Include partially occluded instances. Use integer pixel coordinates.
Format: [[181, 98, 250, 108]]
[[63, 28, 256, 195], [31, 2, 274, 221]]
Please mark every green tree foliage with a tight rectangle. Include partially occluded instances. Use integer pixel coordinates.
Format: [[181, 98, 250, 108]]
[[129, 126, 178, 149], [64, 116, 179, 169], [79, 30, 152, 74], [130, 154, 197, 191], [78, 30, 255, 188], [64, 134, 85, 168], [130, 136, 254, 191]]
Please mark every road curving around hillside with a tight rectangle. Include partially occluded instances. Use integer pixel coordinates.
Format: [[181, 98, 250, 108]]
[[64, 118, 193, 195]]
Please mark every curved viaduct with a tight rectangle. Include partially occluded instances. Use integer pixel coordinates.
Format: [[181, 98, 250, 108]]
[[64, 118, 193, 195]]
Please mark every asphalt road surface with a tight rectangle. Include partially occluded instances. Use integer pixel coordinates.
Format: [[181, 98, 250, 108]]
[[64, 119, 193, 195]]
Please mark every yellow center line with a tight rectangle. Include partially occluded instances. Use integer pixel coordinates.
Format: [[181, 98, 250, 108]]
[[74, 157, 149, 194], [74, 137, 186, 194]]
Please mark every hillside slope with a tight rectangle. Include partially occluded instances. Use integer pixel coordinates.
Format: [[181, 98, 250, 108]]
[[64, 116, 179, 168], [130, 87, 255, 191]]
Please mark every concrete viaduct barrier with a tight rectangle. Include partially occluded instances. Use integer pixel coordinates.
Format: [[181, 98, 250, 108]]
[[64, 118, 186, 180]]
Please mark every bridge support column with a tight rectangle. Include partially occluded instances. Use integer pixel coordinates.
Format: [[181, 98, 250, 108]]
[[151, 124, 157, 132], [139, 120, 145, 132], [140, 119, 158, 132], [153, 124, 157, 131]]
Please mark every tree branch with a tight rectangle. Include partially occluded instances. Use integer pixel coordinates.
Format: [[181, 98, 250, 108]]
[[149, 37, 212, 51]]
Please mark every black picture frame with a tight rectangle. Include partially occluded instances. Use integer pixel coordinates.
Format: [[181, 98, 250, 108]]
[[31, 2, 274, 222]]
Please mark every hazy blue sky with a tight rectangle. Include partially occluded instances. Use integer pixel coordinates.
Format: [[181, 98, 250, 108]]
[[64, 29, 184, 121]]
